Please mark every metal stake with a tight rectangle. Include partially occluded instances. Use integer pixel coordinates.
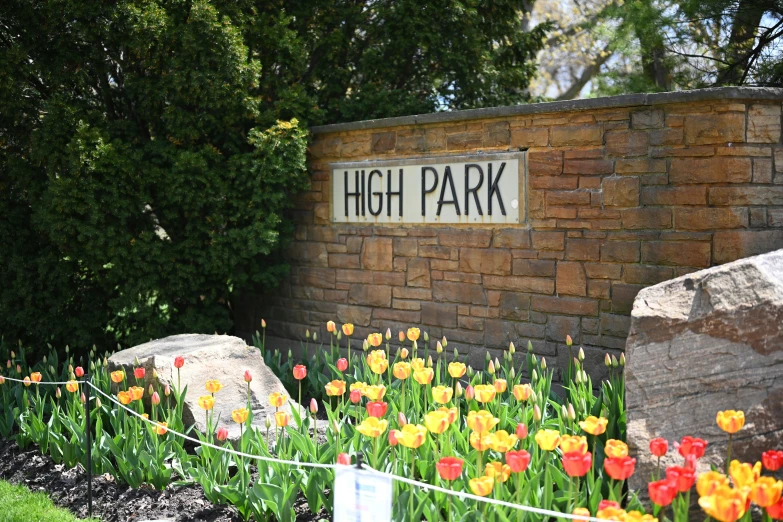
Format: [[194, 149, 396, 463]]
[[84, 374, 92, 518]]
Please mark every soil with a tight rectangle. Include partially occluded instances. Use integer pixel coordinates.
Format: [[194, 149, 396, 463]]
[[0, 439, 330, 522]]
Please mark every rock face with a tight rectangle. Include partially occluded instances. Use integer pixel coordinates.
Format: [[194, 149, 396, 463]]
[[108, 334, 298, 439], [626, 248, 783, 493]]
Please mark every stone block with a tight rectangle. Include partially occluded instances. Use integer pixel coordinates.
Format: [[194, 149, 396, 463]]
[[484, 319, 517, 349], [588, 279, 611, 299], [493, 229, 531, 249], [684, 112, 745, 144], [615, 158, 667, 174], [563, 159, 614, 175], [348, 284, 392, 307], [484, 121, 510, 146], [532, 231, 565, 251], [611, 283, 645, 313], [753, 158, 773, 184], [565, 238, 600, 261], [531, 295, 599, 316], [603, 177, 640, 207], [546, 315, 581, 344], [747, 104, 781, 143], [484, 275, 555, 294], [606, 130, 648, 156], [631, 109, 664, 129], [621, 208, 672, 229], [407, 258, 431, 288], [421, 302, 458, 328], [547, 190, 591, 206], [709, 186, 783, 206], [499, 292, 531, 321], [674, 207, 749, 230], [641, 241, 711, 267], [670, 157, 752, 184], [623, 265, 674, 285], [440, 229, 492, 248], [371, 131, 396, 153], [528, 150, 563, 176], [432, 280, 487, 305], [601, 240, 640, 263], [460, 248, 512, 275], [626, 249, 783, 496], [713, 230, 783, 264], [511, 127, 549, 148], [393, 238, 418, 257], [288, 242, 329, 267], [336, 305, 373, 326], [512, 259, 556, 277], [361, 238, 393, 271], [550, 125, 603, 146], [640, 186, 707, 206], [557, 262, 587, 296], [585, 263, 623, 279]]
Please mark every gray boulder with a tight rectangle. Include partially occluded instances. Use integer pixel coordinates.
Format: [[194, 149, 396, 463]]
[[108, 334, 300, 439], [626, 248, 783, 493]]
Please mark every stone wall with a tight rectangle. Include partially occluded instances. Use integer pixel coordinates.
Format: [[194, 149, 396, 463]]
[[235, 87, 783, 375]]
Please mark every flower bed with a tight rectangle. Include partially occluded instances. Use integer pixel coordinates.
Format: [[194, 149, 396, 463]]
[[1, 324, 782, 522]]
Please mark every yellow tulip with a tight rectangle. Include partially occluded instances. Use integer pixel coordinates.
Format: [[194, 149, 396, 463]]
[[325, 380, 346, 396], [437, 406, 459, 424], [605, 439, 629, 458], [535, 429, 561, 451], [396, 424, 427, 449], [424, 410, 450, 434], [469, 476, 494, 497], [232, 408, 249, 424], [494, 379, 507, 393], [406, 328, 420, 342], [367, 333, 383, 347], [467, 410, 499, 433], [697, 471, 731, 497], [729, 460, 761, 489], [560, 435, 588, 455], [129, 386, 144, 401], [473, 384, 496, 403], [597, 507, 627, 520], [698, 485, 747, 522], [110, 371, 125, 384], [411, 358, 425, 372], [579, 416, 608, 436], [155, 422, 168, 436], [512, 384, 533, 401], [269, 392, 288, 407], [393, 362, 411, 380], [431, 385, 453, 404], [716, 410, 745, 434], [275, 411, 290, 427], [205, 379, 223, 393], [350, 381, 368, 393], [573, 508, 591, 518], [470, 431, 493, 451], [198, 395, 215, 410], [368, 353, 389, 374], [413, 368, 434, 385], [117, 391, 132, 405], [485, 462, 511, 482], [749, 477, 783, 507], [65, 380, 79, 393], [342, 323, 354, 336], [448, 362, 466, 378], [357, 417, 388, 438], [624, 511, 658, 522], [363, 384, 386, 401], [488, 430, 518, 453]]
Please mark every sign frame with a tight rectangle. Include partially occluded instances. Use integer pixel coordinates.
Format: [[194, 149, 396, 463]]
[[328, 151, 527, 226]]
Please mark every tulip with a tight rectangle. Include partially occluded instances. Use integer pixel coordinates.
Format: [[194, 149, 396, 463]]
[[265, 416, 272, 429], [470, 431, 492, 451], [597, 506, 627, 521], [334, 357, 348, 372], [698, 485, 747, 522], [396, 424, 427, 449], [424, 410, 450, 434], [342, 323, 354, 336], [535, 429, 561, 451], [578, 415, 608, 436], [436, 457, 463, 481], [363, 384, 386, 401], [749, 477, 783, 508], [410, 358, 425, 371], [155, 422, 168, 436], [465, 384, 475, 401], [605, 456, 637, 481], [388, 430, 398, 446], [406, 328, 420, 342], [473, 384, 496, 403], [151, 391, 161, 405], [173, 356, 184, 369], [573, 508, 591, 519], [487, 360, 495, 375], [432, 385, 453, 404], [350, 381, 367, 393], [678, 435, 707, 459], [729, 459, 762, 489], [716, 410, 745, 434], [467, 410, 499, 433], [205, 379, 223, 393], [427, 355, 433, 368], [448, 361, 466, 378], [413, 368, 433, 385], [275, 411, 290, 427], [357, 417, 388, 438], [563, 451, 593, 477], [560, 435, 588, 455], [117, 391, 132, 405], [349, 388, 362, 404], [74, 367, 84, 378], [336, 453, 351, 465], [392, 362, 411, 381], [485, 461, 512, 482], [763, 450, 783, 472], [147, 384, 154, 396], [366, 401, 388, 418], [697, 471, 730, 497], [23, 376, 31, 387], [16, 365, 21, 375], [507, 450, 531, 473], [216, 427, 229, 441], [469, 476, 494, 497], [80, 392, 86, 403], [309, 398, 318, 414], [398, 331, 405, 342], [111, 371, 124, 383], [436, 341, 443, 354], [605, 439, 629, 458], [384, 328, 391, 340], [367, 333, 383, 348], [493, 378, 507, 394], [5, 360, 9, 369], [261, 319, 267, 328], [648, 479, 678, 507], [400, 348, 409, 359], [324, 380, 346, 396], [368, 353, 389, 374], [768, 498, 783, 520], [198, 395, 215, 410], [232, 408, 249, 424], [29, 372, 43, 383], [438, 406, 459, 424], [134, 367, 145, 380], [65, 380, 78, 393], [511, 384, 531, 402], [489, 430, 518, 453], [649, 437, 668, 457], [397, 412, 407, 427]]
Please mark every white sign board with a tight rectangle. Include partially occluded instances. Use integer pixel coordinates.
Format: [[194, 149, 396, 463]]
[[333, 466, 393, 522], [331, 152, 526, 224]]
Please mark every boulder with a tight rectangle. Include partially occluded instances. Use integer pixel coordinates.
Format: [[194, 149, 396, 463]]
[[108, 334, 300, 439], [626, 248, 783, 494]]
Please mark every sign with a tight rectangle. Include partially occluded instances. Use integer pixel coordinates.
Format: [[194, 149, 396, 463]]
[[331, 152, 526, 224], [333, 465, 393, 522]]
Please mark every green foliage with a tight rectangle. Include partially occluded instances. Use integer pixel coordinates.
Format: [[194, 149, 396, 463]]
[[0, 480, 98, 522]]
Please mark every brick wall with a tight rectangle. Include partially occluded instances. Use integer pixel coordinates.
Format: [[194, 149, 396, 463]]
[[235, 87, 783, 377]]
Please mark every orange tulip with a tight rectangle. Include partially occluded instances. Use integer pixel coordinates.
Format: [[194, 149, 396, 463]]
[[368, 352, 388, 374], [494, 379, 507, 393], [535, 429, 561, 451], [470, 431, 493, 451], [716, 410, 745, 434], [623, 511, 658, 522], [579, 416, 608, 436], [485, 461, 512, 482], [467, 410, 499, 433], [396, 424, 427, 449], [393, 362, 411, 380], [697, 471, 731, 497], [155, 422, 168, 436], [110, 371, 125, 383], [698, 485, 747, 522], [597, 507, 627, 521], [363, 384, 386, 401], [367, 333, 383, 347], [424, 410, 450, 434], [129, 386, 144, 401], [406, 328, 420, 342], [275, 411, 290, 427], [30, 372, 42, 383], [560, 435, 588, 455], [357, 417, 388, 438], [573, 508, 591, 519], [437, 406, 459, 424], [605, 439, 629, 458], [325, 380, 347, 396], [66, 380, 79, 393], [749, 477, 783, 508], [342, 323, 354, 336], [512, 384, 533, 401], [488, 430, 518, 453], [410, 358, 425, 372], [448, 362, 466, 378], [729, 460, 762, 489], [326, 321, 336, 333], [23, 376, 31, 387], [474, 384, 496, 403], [469, 476, 494, 497], [117, 391, 132, 405], [293, 365, 307, 380]]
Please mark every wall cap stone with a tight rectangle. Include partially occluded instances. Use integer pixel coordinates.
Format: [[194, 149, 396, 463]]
[[311, 87, 783, 135]]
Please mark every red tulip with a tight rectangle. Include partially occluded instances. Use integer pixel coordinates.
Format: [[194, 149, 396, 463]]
[[337, 453, 351, 465], [216, 427, 229, 441], [337, 358, 348, 372], [436, 457, 464, 481], [74, 367, 84, 378], [293, 364, 307, 380], [604, 456, 636, 480], [649, 479, 678, 507], [762, 450, 783, 472], [244, 370, 253, 383], [666, 466, 696, 493], [388, 430, 398, 447], [678, 436, 707, 460], [366, 401, 388, 418], [134, 367, 146, 379], [768, 498, 783, 520], [506, 450, 531, 473], [516, 423, 528, 440], [650, 437, 668, 457], [599, 500, 620, 511], [563, 451, 592, 477], [350, 389, 362, 404], [174, 356, 185, 369]]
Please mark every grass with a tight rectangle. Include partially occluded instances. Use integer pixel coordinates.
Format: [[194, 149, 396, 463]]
[[0, 480, 98, 522]]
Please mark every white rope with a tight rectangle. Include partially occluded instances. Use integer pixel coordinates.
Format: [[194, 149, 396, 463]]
[[1, 375, 86, 386]]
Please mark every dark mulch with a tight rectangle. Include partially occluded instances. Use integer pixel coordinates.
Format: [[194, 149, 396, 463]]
[[0, 439, 330, 522]]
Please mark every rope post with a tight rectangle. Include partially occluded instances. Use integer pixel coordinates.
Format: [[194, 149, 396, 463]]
[[355, 452, 365, 469], [84, 375, 92, 519]]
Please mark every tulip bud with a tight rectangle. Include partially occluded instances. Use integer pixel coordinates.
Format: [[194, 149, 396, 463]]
[[49, 365, 55, 374], [16, 364, 21, 374], [6, 360, 10, 369], [581, 370, 588, 383], [80, 392, 86, 403], [508, 342, 515, 354], [495, 357, 501, 370], [611, 354, 619, 368], [244, 370, 253, 383], [306, 329, 310, 339], [261, 319, 267, 328], [311, 331, 317, 342], [287, 349, 293, 359], [566, 335, 573, 347], [310, 398, 318, 414], [541, 358, 547, 370], [103, 357, 108, 367], [65, 346, 70, 354], [400, 348, 409, 360], [568, 403, 576, 421], [337, 358, 348, 372], [509, 367, 515, 379], [398, 412, 407, 427], [436, 341, 443, 354], [561, 404, 568, 419], [516, 423, 528, 439], [152, 369, 158, 379], [43, 355, 47, 364], [265, 415, 272, 429], [96, 397, 102, 408], [337, 331, 342, 341], [151, 392, 160, 405], [164, 384, 171, 396], [531, 354, 537, 365], [56, 387, 62, 399], [388, 430, 398, 447], [465, 385, 475, 401], [423, 331, 429, 342], [485, 351, 491, 363], [350, 389, 362, 404], [533, 404, 542, 422], [620, 353, 626, 366], [90, 361, 95, 371], [148, 384, 154, 396], [487, 360, 495, 375], [575, 371, 582, 384], [385, 328, 391, 340], [10, 351, 15, 359], [467, 365, 474, 377], [532, 369, 538, 381], [217, 427, 229, 441], [337, 453, 351, 465], [427, 356, 433, 368], [455, 381, 463, 397], [453, 348, 459, 359], [527, 340, 533, 352], [578, 347, 585, 361], [605, 353, 611, 367], [398, 331, 405, 342], [362, 340, 369, 352]]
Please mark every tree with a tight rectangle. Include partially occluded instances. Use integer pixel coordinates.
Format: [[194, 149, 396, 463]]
[[0, 0, 548, 354]]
